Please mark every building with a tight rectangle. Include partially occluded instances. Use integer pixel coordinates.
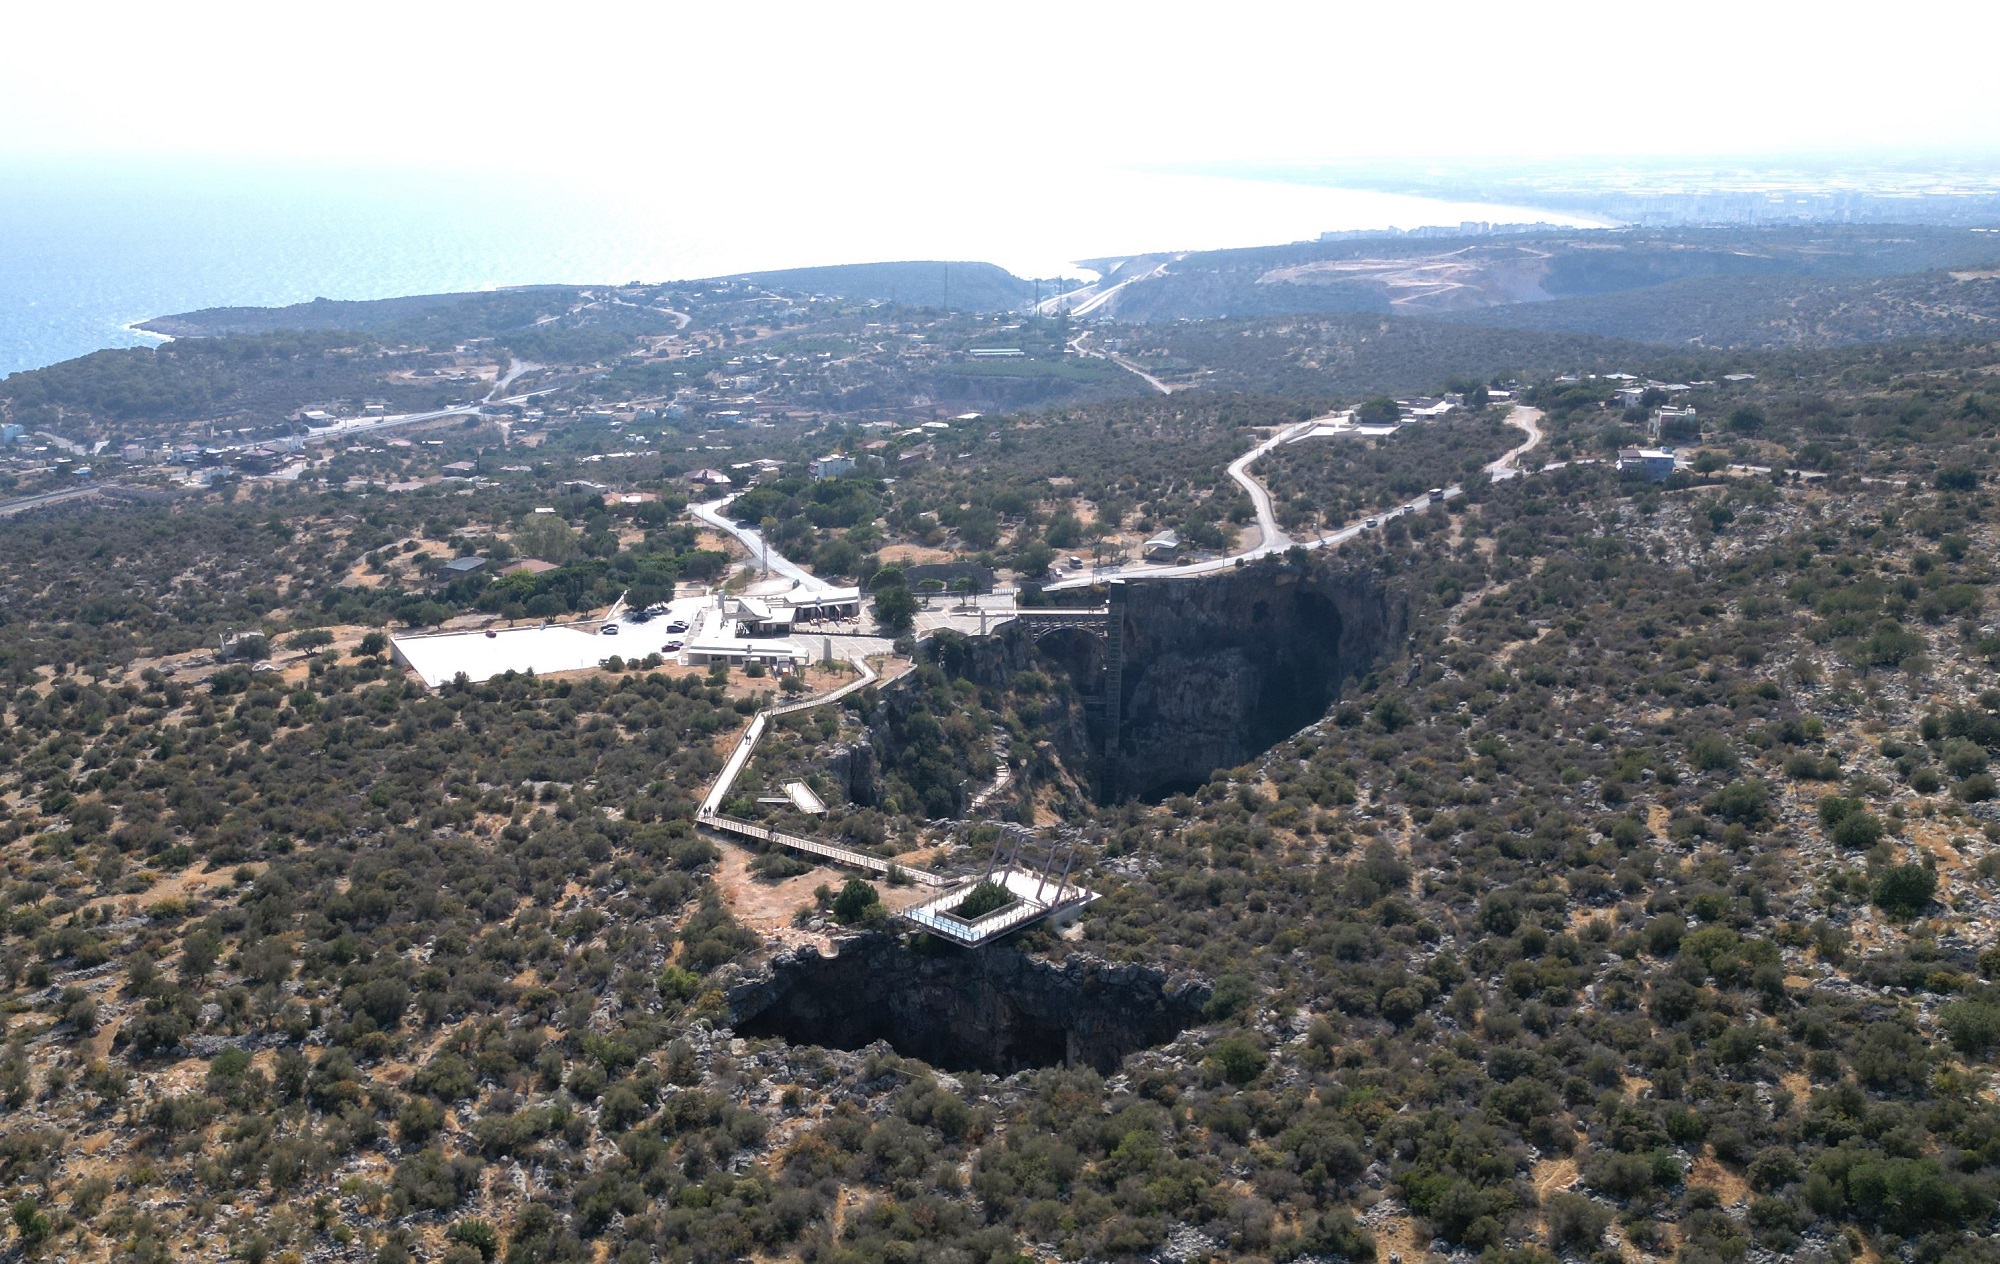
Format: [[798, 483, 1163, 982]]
[[439, 556, 488, 580], [783, 587, 863, 620], [1617, 448, 1679, 482], [681, 636, 804, 672], [1143, 529, 1182, 561], [809, 454, 854, 480], [686, 468, 733, 487], [499, 559, 559, 576], [1397, 397, 1457, 420], [442, 460, 478, 475], [729, 597, 796, 637]]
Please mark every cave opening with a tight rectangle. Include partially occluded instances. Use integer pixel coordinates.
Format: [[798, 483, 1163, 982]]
[[733, 938, 1205, 1076]]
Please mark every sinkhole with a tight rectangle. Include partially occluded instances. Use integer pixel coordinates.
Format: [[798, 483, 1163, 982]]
[[731, 935, 1207, 1076]]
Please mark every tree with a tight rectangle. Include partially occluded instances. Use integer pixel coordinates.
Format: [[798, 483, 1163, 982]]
[[1356, 396, 1400, 426], [511, 515, 579, 564], [1012, 541, 1056, 579], [873, 584, 918, 634], [831, 878, 880, 925]]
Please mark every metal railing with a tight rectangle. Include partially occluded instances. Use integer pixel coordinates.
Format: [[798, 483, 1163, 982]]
[[698, 813, 949, 887]]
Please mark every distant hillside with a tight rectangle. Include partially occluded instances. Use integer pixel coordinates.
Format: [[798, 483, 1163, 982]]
[[1115, 311, 1658, 397], [725, 260, 1033, 311], [137, 287, 582, 339], [1441, 267, 2000, 348], [1078, 226, 2000, 337]]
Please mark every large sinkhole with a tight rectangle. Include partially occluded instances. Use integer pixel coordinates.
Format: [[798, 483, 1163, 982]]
[[1067, 570, 1394, 803], [731, 936, 1207, 1075]]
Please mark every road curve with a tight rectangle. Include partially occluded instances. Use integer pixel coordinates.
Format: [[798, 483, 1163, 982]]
[[691, 494, 838, 594], [1043, 405, 1545, 591]]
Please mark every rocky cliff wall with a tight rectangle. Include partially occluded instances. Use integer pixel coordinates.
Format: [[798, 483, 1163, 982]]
[[726, 935, 1209, 1075], [1106, 557, 1406, 799], [845, 554, 1404, 808]]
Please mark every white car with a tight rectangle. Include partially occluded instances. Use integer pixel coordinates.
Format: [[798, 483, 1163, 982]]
[[600, 624, 619, 636]]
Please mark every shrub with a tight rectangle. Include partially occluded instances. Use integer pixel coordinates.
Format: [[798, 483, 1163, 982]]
[[831, 878, 880, 925], [953, 880, 1015, 921], [1206, 1035, 1267, 1085], [1203, 972, 1257, 1022], [1874, 864, 1937, 919], [1831, 812, 1884, 850], [1544, 1191, 1612, 1254], [1940, 999, 2000, 1057]]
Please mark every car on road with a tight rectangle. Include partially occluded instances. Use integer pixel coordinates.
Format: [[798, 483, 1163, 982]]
[[1428, 487, 1445, 498], [1364, 518, 1379, 529]]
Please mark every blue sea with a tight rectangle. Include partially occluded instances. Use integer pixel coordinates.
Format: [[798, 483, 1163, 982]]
[[0, 158, 1596, 379]]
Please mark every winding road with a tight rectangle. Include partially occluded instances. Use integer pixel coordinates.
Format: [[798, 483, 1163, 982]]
[[1041, 404, 1544, 591], [691, 493, 840, 594]]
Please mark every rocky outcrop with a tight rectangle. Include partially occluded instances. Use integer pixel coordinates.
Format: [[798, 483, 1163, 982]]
[[727, 935, 1209, 1075]]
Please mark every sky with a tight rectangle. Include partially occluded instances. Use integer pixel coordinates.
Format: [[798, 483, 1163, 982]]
[[7, 0, 1997, 176], [2, 0, 1998, 375]]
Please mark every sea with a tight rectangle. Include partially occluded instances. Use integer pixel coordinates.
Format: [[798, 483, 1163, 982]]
[[0, 157, 1599, 379]]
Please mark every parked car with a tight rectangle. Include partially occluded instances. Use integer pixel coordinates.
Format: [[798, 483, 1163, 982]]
[[664, 620, 688, 634], [600, 623, 619, 636], [663, 639, 684, 652]]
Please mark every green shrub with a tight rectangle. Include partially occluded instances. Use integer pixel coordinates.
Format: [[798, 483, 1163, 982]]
[[1874, 864, 1937, 918]]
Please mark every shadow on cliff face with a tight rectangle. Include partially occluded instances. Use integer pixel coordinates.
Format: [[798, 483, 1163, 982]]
[[731, 937, 1207, 1075], [1109, 567, 1399, 802]]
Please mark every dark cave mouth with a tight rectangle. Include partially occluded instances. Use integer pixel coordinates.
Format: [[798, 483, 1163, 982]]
[[733, 940, 1204, 1076]]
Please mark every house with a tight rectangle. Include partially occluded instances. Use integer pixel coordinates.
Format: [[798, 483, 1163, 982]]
[[687, 468, 733, 487], [1143, 529, 1181, 561], [440, 556, 488, 578], [1617, 448, 1679, 482], [442, 460, 478, 475], [809, 454, 854, 480]]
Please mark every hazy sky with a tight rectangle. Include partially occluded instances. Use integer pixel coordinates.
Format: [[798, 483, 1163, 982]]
[[7, 0, 1996, 176]]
